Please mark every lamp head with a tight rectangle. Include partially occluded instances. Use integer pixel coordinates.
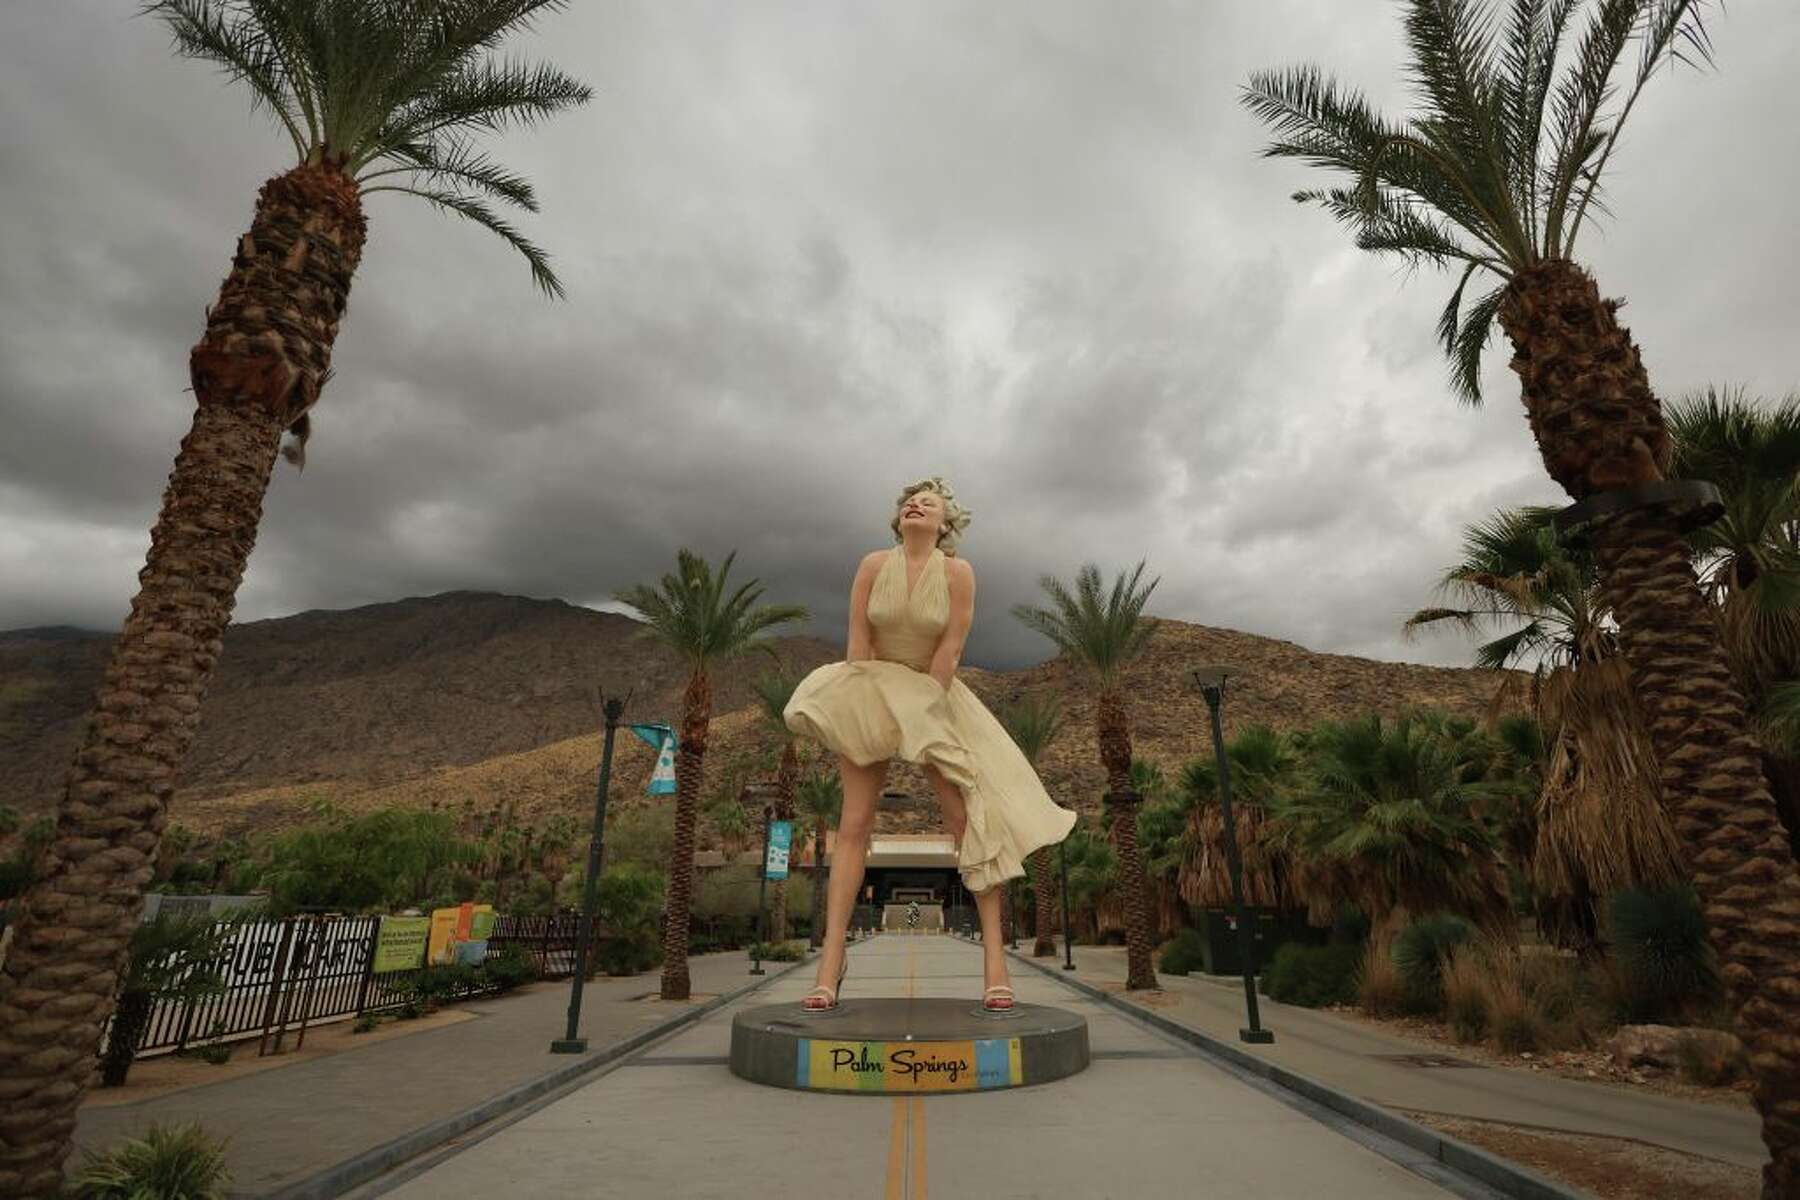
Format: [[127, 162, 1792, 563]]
[[1191, 664, 1231, 691]]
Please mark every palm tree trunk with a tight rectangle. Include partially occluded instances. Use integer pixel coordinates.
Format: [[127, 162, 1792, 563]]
[[768, 742, 798, 942], [1503, 259, 1800, 1197], [660, 669, 712, 1000], [0, 165, 362, 1196], [1030, 847, 1058, 956], [1096, 689, 1156, 990], [1593, 509, 1800, 1196], [810, 824, 827, 950]]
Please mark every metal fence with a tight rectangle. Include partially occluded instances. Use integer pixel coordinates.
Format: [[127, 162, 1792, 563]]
[[121, 911, 606, 1059]]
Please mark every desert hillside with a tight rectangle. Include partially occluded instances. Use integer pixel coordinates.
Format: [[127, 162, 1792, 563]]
[[1, 591, 1518, 839]]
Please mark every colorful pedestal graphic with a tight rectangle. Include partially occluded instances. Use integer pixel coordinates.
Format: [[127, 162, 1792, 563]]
[[729, 997, 1089, 1094]]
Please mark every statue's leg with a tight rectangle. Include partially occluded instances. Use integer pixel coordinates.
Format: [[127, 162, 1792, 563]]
[[815, 756, 885, 991]]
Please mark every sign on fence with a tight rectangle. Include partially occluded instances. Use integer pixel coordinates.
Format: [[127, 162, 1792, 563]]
[[428, 902, 495, 966], [373, 915, 430, 972], [766, 820, 793, 880]]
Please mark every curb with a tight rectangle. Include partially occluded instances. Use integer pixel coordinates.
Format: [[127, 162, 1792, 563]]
[[1009, 949, 1581, 1200], [262, 955, 811, 1200]]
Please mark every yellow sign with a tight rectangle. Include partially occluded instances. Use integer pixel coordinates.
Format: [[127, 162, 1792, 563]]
[[796, 1038, 1023, 1092], [373, 915, 430, 972]]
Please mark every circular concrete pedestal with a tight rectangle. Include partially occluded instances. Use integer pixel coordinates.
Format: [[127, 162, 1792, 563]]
[[729, 997, 1089, 1094]]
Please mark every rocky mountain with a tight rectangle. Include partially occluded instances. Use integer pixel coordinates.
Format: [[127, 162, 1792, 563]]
[[1, 591, 1517, 840]]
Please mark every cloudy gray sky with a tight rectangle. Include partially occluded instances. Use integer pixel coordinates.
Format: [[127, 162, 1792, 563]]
[[3, 1, 1797, 670]]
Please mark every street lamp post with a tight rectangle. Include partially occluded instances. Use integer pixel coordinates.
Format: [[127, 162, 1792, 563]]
[[1060, 840, 1076, 971], [1192, 665, 1273, 1044], [751, 804, 773, 975], [552, 690, 629, 1054]]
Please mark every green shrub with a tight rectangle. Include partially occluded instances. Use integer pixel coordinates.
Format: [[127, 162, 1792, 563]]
[[594, 932, 661, 977], [73, 1123, 231, 1200], [748, 940, 806, 963], [1157, 928, 1207, 976], [481, 943, 538, 992], [353, 1013, 381, 1034], [187, 1022, 233, 1066], [1392, 914, 1474, 1014], [1608, 886, 1720, 1021], [1263, 943, 1360, 1007]]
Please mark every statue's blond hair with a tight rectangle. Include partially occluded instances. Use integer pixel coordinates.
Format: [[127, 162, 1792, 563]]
[[890, 476, 972, 555]]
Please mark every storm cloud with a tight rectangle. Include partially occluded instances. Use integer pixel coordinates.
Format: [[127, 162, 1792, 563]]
[[3, 1, 1796, 669]]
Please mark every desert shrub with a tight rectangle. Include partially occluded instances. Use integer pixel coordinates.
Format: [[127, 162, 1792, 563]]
[[187, 1021, 233, 1066], [73, 1123, 231, 1200], [353, 1013, 381, 1034], [1357, 941, 1406, 1016], [748, 940, 806, 963], [481, 943, 538, 992], [1440, 948, 1491, 1043], [1675, 1032, 1748, 1087], [1392, 914, 1474, 1014], [1264, 943, 1360, 1007], [1608, 886, 1720, 1021], [1157, 928, 1207, 976]]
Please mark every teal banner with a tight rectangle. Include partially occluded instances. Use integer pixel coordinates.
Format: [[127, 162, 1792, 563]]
[[765, 820, 793, 880]]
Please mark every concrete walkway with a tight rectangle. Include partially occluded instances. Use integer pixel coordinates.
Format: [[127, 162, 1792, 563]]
[[360, 935, 1508, 1200], [1022, 943, 1766, 1171], [74, 949, 787, 1197]]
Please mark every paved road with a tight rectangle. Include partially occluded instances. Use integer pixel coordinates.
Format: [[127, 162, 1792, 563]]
[[1032, 943, 1766, 1171], [361, 935, 1502, 1200]]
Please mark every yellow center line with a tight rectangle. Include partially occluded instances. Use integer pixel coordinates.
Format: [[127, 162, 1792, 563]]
[[910, 1095, 928, 1199], [885, 1096, 907, 1200]]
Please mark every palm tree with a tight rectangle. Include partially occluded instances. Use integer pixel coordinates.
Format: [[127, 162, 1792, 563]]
[[0, 5, 589, 1190], [1408, 506, 1683, 942], [1178, 725, 1301, 914], [1060, 822, 1119, 944], [1270, 713, 1509, 935], [999, 693, 1068, 956], [750, 671, 802, 941], [534, 814, 579, 908], [795, 768, 843, 950], [1668, 387, 1800, 856], [615, 550, 807, 999], [1014, 562, 1159, 989], [1244, 9, 1800, 1183]]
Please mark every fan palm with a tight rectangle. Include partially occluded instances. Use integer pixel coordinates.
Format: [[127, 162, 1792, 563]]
[[1668, 388, 1800, 855], [750, 671, 802, 940], [1270, 713, 1509, 933], [1060, 822, 1119, 944], [615, 550, 807, 999], [1408, 506, 1682, 934], [999, 692, 1068, 956], [795, 767, 842, 950], [0, 4, 589, 1191], [1013, 562, 1159, 989], [1245, 9, 1800, 1182], [1178, 725, 1301, 912], [1131, 760, 1190, 943]]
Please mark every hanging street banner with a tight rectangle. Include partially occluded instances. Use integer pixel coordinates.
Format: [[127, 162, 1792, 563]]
[[373, 915, 431, 973], [629, 724, 678, 795], [766, 819, 793, 880]]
